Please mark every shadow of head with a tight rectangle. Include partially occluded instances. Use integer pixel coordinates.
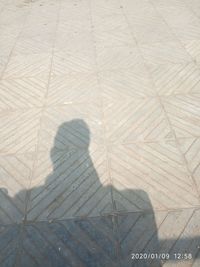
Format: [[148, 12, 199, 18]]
[[50, 119, 90, 163]]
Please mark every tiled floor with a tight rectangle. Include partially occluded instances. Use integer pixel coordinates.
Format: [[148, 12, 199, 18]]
[[0, 0, 200, 266]]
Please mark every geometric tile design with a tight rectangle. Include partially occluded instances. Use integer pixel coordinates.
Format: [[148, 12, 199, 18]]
[[96, 45, 143, 71], [0, 224, 20, 267], [0, 109, 41, 154], [38, 107, 104, 151], [178, 137, 200, 194], [20, 216, 118, 267], [150, 63, 200, 95], [162, 95, 200, 138], [0, 153, 34, 224], [93, 14, 134, 47], [27, 147, 112, 221], [104, 98, 173, 143], [140, 41, 192, 68], [0, 76, 48, 110], [3, 53, 51, 79], [52, 49, 96, 76], [47, 73, 100, 105], [99, 66, 156, 98], [109, 142, 200, 211], [126, 7, 174, 45], [184, 40, 200, 64]]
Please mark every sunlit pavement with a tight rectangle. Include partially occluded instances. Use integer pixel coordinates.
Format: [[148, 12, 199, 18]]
[[0, 0, 200, 266]]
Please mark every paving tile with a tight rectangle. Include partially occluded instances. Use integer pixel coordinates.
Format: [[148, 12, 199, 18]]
[[155, 6, 200, 42], [20, 216, 118, 267], [108, 141, 199, 212], [178, 137, 200, 194], [149, 62, 200, 95], [184, 40, 200, 65], [96, 45, 144, 71], [13, 34, 54, 55], [0, 109, 41, 154], [55, 30, 94, 52], [91, 0, 122, 16], [99, 65, 156, 99], [140, 41, 192, 68], [162, 95, 200, 138], [0, 56, 8, 77], [117, 208, 200, 266], [0, 224, 21, 267], [92, 14, 134, 47], [27, 145, 112, 221], [47, 72, 100, 106], [126, 6, 175, 45], [3, 53, 52, 79], [38, 106, 104, 152], [103, 97, 173, 143], [52, 48, 96, 76], [0, 76, 48, 110], [0, 153, 34, 224]]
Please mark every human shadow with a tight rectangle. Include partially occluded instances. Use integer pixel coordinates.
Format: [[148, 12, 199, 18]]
[[1, 119, 199, 267]]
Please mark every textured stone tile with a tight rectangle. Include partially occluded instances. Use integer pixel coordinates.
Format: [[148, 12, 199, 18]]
[[162, 95, 200, 138], [0, 109, 41, 154], [155, 6, 200, 42], [0, 224, 21, 267], [149, 62, 200, 95], [3, 53, 52, 79], [96, 45, 144, 71], [38, 106, 104, 152], [55, 31, 94, 52], [178, 137, 200, 194], [47, 72, 100, 106], [91, 0, 122, 16], [0, 76, 48, 110], [99, 65, 156, 99], [0, 56, 8, 77], [13, 34, 54, 55], [20, 216, 118, 267], [92, 14, 134, 47], [103, 97, 173, 143], [126, 6, 175, 45], [0, 153, 34, 224], [184, 40, 200, 65], [27, 145, 112, 221], [109, 141, 199, 212], [52, 48, 96, 76], [140, 41, 192, 68]]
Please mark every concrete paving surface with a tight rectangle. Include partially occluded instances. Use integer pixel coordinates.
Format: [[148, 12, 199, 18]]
[[0, 0, 200, 266]]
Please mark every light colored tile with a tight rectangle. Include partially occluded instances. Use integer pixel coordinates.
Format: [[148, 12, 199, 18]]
[[140, 41, 192, 68], [93, 14, 134, 47], [0, 109, 41, 154], [52, 48, 96, 76], [96, 45, 143, 71], [99, 65, 156, 98], [47, 72, 100, 106], [109, 141, 199, 212], [178, 137, 200, 194], [150, 62, 200, 95], [0, 76, 48, 110], [162, 95, 200, 138], [103, 97, 173, 143], [3, 53, 51, 79]]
